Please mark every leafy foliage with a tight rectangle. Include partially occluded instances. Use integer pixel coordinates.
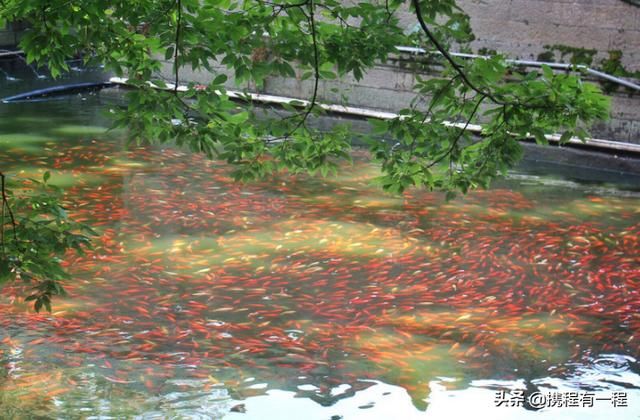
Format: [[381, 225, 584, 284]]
[[599, 50, 640, 93], [539, 44, 598, 67], [0, 0, 611, 194], [0, 0, 611, 306], [0, 173, 96, 311]]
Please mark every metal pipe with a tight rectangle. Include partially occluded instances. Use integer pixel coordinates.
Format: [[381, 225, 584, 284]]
[[0, 50, 24, 58], [394, 46, 640, 91], [585, 68, 640, 91], [1, 82, 114, 103]]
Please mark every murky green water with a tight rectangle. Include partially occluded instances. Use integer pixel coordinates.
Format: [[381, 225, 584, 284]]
[[1, 69, 640, 419]]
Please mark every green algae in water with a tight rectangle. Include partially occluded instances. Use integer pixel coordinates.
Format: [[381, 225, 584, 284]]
[[50, 124, 110, 137], [6, 170, 105, 188], [0, 133, 53, 147]]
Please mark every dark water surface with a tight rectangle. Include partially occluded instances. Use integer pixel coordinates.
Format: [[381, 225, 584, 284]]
[[1, 71, 640, 419]]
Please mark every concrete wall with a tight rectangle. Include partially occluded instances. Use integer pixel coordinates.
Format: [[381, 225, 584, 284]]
[[398, 0, 640, 71], [0, 26, 19, 48], [464, 0, 639, 71], [161, 51, 640, 144], [3, 0, 639, 69], [5, 1, 639, 142], [158, 0, 639, 144], [0, 22, 26, 49]]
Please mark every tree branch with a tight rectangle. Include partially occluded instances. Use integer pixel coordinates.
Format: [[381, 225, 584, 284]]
[[427, 93, 486, 168], [0, 172, 18, 247], [412, 0, 507, 106], [277, 0, 320, 140], [173, 0, 182, 94]]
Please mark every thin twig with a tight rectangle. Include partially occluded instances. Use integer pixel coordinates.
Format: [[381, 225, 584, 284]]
[[174, 0, 182, 94], [1, 181, 4, 254], [411, 0, 506, 105], [427, 93, 486, 168], [257, 0, 310, 10], [0, 172, 18, 245], [407, 75, 461, 155], [278, 0, 320, 140], [384, 0, 393, 23]]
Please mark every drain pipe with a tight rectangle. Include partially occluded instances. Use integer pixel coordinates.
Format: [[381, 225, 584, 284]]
[[395, 46, 640, 92], [0, 49, 24, 58]]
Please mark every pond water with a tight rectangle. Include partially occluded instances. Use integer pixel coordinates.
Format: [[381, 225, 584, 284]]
[[1, 72, 640, 419]]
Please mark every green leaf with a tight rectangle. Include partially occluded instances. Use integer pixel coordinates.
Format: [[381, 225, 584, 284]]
[[227, 112, 249, 124], [0, 258, 13, 285], [368, 118, 388, 134], [0, 0, 613, 313], [319, 70, 336, 80], [559, 131, 573, 144], [165, 46, 175, 61], [212, 74, 228, 85], [531, 128, 548, 145]]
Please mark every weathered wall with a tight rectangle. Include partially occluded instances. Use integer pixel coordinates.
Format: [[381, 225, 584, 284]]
[[449, 0, 639, 71], [159, 0, 640, 144], [5, 0, 638, 68], [0, 22, 26, 49], [4, 1, 639, 142], [0, 26, 18, 48], [400, 0, 640, 142], [162, 51, 640, 144], [3, 0, 639, 68], [393, 0, 640, 71]]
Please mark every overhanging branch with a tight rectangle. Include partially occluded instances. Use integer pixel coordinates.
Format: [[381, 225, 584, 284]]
[[0, 172, 18, 250]]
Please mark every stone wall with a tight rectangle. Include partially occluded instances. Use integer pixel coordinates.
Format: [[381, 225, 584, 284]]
[[159, 0, 640, 144], [399, 0, 640, 71], [0, 22, 26, 49], [4, 1, 639, 71], [0, 26, 19, 48], [466, 0, 640, 71], [161, 51, 640, 144], [5, 1, 640, 142], [3, 0, 639, 69]]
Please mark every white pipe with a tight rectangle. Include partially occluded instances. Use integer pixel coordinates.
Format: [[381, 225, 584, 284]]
[[108, 77, 640, 155], [394, 46, 640, 91], [0, 50, 24, 58]]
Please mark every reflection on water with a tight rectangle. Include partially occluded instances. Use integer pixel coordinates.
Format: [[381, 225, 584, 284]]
[[0, 86, 639, 419]]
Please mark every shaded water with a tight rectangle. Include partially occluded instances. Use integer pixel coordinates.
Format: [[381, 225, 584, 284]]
[[1, 77, 640, 419]]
